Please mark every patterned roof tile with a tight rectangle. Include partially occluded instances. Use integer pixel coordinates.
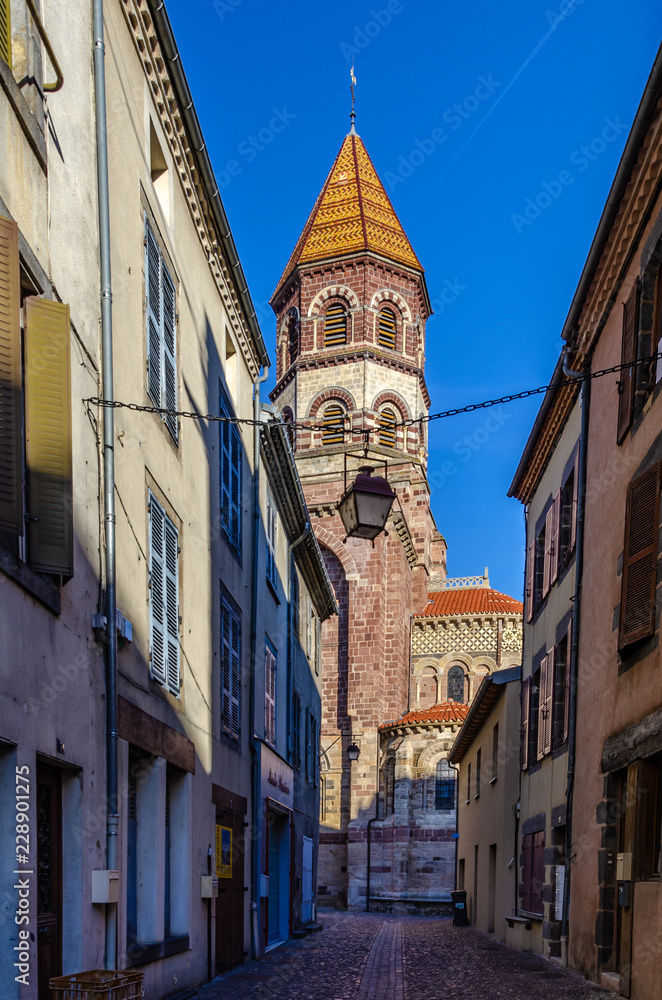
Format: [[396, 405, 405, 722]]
[[379, 701, 470, 730], [418, 588, 523, 618]]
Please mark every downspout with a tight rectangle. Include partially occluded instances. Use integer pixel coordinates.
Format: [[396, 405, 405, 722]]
[[250, 366, 269, 959], [449, 760, 460, 892], [560, 348, 590, 967], [92, 0, 118, 970]]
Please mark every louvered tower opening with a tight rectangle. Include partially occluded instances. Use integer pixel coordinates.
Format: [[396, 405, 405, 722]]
[[379, 408, 397, 448], [378, 307, 396, 350], [322, 403, 345, 445], [324, 303, 347, 347]]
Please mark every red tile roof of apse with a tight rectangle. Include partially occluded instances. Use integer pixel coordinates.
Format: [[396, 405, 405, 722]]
[[379, 701, 470, 730], [273, 130, 422, 295], [418, 588, 523, 617]]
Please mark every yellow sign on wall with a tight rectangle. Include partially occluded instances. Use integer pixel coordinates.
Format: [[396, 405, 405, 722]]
[[216, 824, 232, 879]]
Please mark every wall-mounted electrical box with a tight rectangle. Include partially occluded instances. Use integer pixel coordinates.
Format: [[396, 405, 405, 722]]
[[259, 874, 269, 898], [616, 852, 632, 882], [201, 876, 218, 898], [91, 870, 120, 904]]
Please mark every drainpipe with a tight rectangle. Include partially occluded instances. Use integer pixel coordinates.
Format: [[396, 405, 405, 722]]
[[559, 347, 590, 968], [449, 760, 460, 893], [92, 0, 118, 970], [250, 366, 269, 959]]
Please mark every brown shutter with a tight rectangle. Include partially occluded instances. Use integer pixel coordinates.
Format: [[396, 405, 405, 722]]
[[520, 677, 530, 771], [570, 448, 579, 552], [525, 541, 534, 622], [619, 464, 660, 648], [563, 617, 572, 744], [24, 297, 73, 576], [537, 654, 552, 759], [549, 491, 561, 586], [617, 280, 639, 444], [0, 0, 11, 68], [0, 216, 22, 533], [543, 506, 554, 597]]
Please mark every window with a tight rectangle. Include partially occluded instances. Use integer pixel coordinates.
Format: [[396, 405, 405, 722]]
[[306, 711, 318, 785], [292, 691, 301, 769], [221, 598, 241, 741], [529, 669, 540, 766], [145, 219, 177, 441], [378, 408, 397, 448], [0, 0, 10, 67], [322, 403, 345, 445], [266, 488, 278, 589], [520, 678, 530, 770], [522, 831, 545, 915], [219, 389, 242, 553], [619, 464, 660, 648], [435, 759, 455, 810], [378, 307, 396, 349], [533, 525, 546, 612], [537, 651, 554, 760], [466, 762, 471, 803], [148, 493, 180, 696], [553, 621, 572, 750], [559, 454, 579, 567], [291, 566, 300, 639], [149, 120, 170, 222], [617, 279, 639, 444], [543, 494, 560, 597], [0, 216, 73, 577], [324, 302, 347, 346], [447, 666, 465, 704], [383, 758, 395, 816], [288, 309, 299, 364], [491, 723, 499, 783], [264, 643, 276, 745], [475, 748, 481, 798]]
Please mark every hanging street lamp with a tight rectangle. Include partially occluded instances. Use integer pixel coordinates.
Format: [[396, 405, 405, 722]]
[[337, 465, 396, 541]]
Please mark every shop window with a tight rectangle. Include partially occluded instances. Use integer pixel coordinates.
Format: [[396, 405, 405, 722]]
[[435, 759, 455, 810], [324, 302, 347, 347], [521, 831, 544, 915]]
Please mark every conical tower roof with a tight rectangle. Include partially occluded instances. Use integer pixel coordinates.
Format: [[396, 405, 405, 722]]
[[274, 131, 422, 296]]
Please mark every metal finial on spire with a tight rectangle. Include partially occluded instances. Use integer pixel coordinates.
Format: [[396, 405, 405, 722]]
[[349, 61, 357, 134]]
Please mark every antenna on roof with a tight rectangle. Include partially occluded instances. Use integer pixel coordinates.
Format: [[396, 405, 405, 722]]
[[349, 61, 357, 135]]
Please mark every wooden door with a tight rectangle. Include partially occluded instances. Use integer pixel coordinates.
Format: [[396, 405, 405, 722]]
[[37, 765, 62, 1000], [214, 806, 245, 973]]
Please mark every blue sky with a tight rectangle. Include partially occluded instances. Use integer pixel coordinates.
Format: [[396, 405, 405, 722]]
[[165, 0, 661, 600]]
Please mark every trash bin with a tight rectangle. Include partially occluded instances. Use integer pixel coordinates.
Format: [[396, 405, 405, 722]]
[[49, 969, 143, 1000], [451, 889, 469, 926]]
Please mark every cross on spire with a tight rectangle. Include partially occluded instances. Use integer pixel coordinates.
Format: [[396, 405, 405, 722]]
[[350, 62, 357, 134]]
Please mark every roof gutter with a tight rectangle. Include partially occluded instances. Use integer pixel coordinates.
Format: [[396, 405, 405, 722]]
[[146, 0, 270, 370]]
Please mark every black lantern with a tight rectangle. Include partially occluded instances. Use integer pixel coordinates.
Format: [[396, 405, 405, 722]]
[[347, 742, 361, 762], [337, 466, 396, 541]]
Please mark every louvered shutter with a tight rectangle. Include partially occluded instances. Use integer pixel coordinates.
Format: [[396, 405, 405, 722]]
[[162, 265, 178, 441], [230, 424, 242, 551], [324, 303, 347, 346], [220, 413, 231, 538], [543, 508, 554, 597], [24, 297, 73, 575], [149, 495, 167, 684], [520, 677, 530, 770], [619, 464, 660, 647], [0, 0, 11, 68], [525, 541, 534, 622], [0, 216, 22, 533], [617, 280, 639, 444], [570, 449, 579, 552], [164, 516, 179, 694], [146, 224, 162, 407], [221, 604, 232, 735], [322, 403, 344, 444], [538, 652, 553, 757], [537, 656, 547, 759], [378, 307, 396, 349], [265, 646, 276, 745], [230, 610, 240, 739], [549, 491, 561, 586], [563, 617, 572, 744]]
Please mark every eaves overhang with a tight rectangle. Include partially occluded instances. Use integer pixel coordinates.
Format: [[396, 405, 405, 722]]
[[449, 665, 521, 764]]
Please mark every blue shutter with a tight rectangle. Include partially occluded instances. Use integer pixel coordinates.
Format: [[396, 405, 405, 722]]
[[164, 516, 180, 694], [231, 611, 240, 739], [149, 494, 167, 684], [265, 646, 276, 745], [145, 224, 162, 407], [220, 410, 232, 542], [221, 604, 232, 735], [230, 424, 242, 551], [162, 264, 178, 440]]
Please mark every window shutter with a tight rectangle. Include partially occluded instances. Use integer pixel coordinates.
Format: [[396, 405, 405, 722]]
[[378, 307, 396, 349], [230, 424, 242, 551], [549, 491, 561, 586], [620, 464, 660, 647], [145, 224, 162, 407], [221, 605, 232, 735], [162, 265, 178, 441], [543, 507, 554, 597], [522, 835, 532, 913], [164, 516, 179, 694], [24, 297, 73, 575], [231, 608, 240, 739], [0, 0, 11, 68], [532, 831, 545, 914], [570, 449, 579, 552], [220, 415, 231, 537], [379, 408, 397, 448], [520, 677, 530, 770], [537, 655, 547, 760], [265, 646, 276, 745], [149, 495, 167, 685], [538, 652, 553, 757], [617, 280, 639, 444], [563, 617, 572, 744], [324, 303, 347, 346], [0, 216, 22, 534], [322, 403, 345, 445], [525, 541, 534, 622]]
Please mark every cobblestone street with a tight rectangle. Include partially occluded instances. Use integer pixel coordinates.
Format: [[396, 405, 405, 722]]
[[197, 913, 611, 1000]]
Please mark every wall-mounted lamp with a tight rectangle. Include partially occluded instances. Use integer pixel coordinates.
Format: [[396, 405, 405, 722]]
[[346, 742, 361, 762]]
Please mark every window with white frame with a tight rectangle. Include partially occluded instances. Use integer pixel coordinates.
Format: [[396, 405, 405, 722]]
[[219, 387, 242, 553], [148, 492, 180, 695], [264, 643, 277, 746], [221, 598, 241, 741], [266, 488, 278, 589], [145, 219, 178, 441]]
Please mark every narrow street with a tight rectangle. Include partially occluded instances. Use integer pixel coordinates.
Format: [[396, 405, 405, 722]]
[[197, 913, 610, 1000]]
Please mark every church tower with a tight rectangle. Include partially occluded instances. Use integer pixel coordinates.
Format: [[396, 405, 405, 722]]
[[270, 125, 446, 909]]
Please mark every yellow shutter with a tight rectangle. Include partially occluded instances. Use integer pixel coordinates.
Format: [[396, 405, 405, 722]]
[[24, 296, 73, 576], [0, 215, 22, 533], [0, 0, 11, 69]]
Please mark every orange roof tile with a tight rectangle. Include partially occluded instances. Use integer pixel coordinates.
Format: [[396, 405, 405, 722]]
[[380, 701, 469, 730], [418, 588, 523, 618], [274, 131, 422, 294]]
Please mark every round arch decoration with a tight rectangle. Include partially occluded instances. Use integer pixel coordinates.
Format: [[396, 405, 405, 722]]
[[278, 305, 300, 342], [415, 742, 454, 776], [314, 527, 359, 581], [411, 657, 441, 678], [371, 390, 411, 423], [370, 288, 412, 323], [308, 284, 360, 316], [307, 386, 356, 419]]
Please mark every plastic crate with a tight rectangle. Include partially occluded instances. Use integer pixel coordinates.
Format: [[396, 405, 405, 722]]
[[49, 969, 144, 1000]]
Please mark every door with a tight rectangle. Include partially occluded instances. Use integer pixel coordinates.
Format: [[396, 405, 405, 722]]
[[214, 806, 246, 973], [301, 836, 314, 924], [37, 765, 62, 1000], [267, 823, 281, 945], [488, 844, 496, 934]]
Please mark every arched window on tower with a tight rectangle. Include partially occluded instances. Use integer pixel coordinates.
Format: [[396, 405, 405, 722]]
[[322, 403, 345, 445], [378, 306, 397, 350], [324, 302, 348, 347], [282, 406, 295, 452], [447, 666, 465, 704], [435, 759, 455, 810], [288, 310, 299, 363], [379, 407, 397, 448]]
